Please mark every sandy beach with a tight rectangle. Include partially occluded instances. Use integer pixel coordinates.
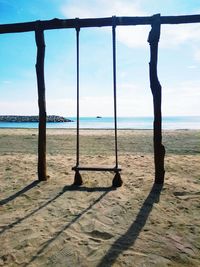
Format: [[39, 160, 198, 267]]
[[0, 128, 199, 267]]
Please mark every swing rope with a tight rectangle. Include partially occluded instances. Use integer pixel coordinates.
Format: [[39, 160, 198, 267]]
[[76, 20, 80, 167], [72, 17, 122, 186], [112, 16, 118, 169], [74, 17, 120, 173]]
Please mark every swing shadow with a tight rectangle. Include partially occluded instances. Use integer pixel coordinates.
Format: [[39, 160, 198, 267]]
[[22, 186, 114, 267], [97, 182, 163, 267], [63, 184, 117, 192], [0, 180, 40, 206], [0, 183, 115, 236]]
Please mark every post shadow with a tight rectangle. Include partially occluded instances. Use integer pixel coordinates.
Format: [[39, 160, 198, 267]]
[[0, 180, 40, 206], [97, 182, 163, 267]]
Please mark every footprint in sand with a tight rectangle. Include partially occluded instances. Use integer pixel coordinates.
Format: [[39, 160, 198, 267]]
[[88, 230, 113, 241], [173, 191, 200, 200]]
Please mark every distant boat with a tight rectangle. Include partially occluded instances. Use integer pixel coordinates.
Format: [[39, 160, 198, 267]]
[[96, 116, 102, 118]]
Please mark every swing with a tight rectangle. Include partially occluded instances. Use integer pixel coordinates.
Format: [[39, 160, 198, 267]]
[[72, 17, 123, 187]]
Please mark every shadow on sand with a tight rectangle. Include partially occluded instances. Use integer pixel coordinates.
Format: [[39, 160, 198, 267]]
[[22, 185, 115, 267], [97, 182, 163, 267], [0, 183, 115, 236], [0, 180, 40, 205], [1, 181, 163, 266]]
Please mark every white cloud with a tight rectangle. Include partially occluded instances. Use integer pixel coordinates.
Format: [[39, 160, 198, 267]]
[[60, 0, 200, 51], [0, 100, 38, 115], [47, 93, 153, 117], [2, 80, 12, 84], [61, 0, 144, 18], [162, 80, 200, 116], [1, 78, 199, 116], [117, 26, 150, 48], [194, 47, 200, 61], [187, 65, 197, 69], [61, 0, 150, 48], [46, 98, 76, 116], [160, 23, 200, 48], [116, 20, 200, 49]]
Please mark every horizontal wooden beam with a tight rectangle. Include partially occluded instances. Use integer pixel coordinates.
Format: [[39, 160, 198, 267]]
[[0, 14, 200, 34]]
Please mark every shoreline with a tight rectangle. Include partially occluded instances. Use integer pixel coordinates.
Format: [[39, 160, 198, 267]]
[[0, 127, 199, 131], [0, 116, 199, 130]]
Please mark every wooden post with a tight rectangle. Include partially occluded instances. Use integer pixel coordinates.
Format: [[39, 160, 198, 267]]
[[148, 14, 165, 184], [35, 25, 47, 181]]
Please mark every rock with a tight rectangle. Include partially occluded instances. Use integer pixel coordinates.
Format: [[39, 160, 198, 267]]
[[0, 115, 73, 123]]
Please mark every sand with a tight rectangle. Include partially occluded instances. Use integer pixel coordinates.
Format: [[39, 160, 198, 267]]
[[0, 129, 199, 267]]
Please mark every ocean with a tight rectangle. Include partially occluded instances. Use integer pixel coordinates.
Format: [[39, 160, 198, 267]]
[[0, 116, 200, 129]]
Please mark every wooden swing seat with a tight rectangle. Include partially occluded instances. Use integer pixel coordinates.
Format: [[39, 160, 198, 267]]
[[72, 165, 121, 172]]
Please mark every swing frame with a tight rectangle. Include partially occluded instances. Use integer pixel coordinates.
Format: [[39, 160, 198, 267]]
[[1, 14, 199, 185], [72, 17, 123, 187]]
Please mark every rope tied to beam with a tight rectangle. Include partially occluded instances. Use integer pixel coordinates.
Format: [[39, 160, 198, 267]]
[[75, 17, 80, 32]]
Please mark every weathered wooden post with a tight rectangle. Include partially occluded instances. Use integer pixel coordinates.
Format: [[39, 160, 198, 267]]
[[35, 23, 47, 181], [148, 14, 165, 184]]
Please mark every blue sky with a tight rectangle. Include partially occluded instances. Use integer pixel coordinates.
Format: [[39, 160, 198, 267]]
[[0, 0, 200, 117]]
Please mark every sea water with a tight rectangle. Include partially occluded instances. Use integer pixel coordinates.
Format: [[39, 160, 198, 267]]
[[0, 116, 200, 129]]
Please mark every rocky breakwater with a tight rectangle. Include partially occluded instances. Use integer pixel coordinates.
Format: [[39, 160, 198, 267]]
[[0, 115, 73, 123]]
